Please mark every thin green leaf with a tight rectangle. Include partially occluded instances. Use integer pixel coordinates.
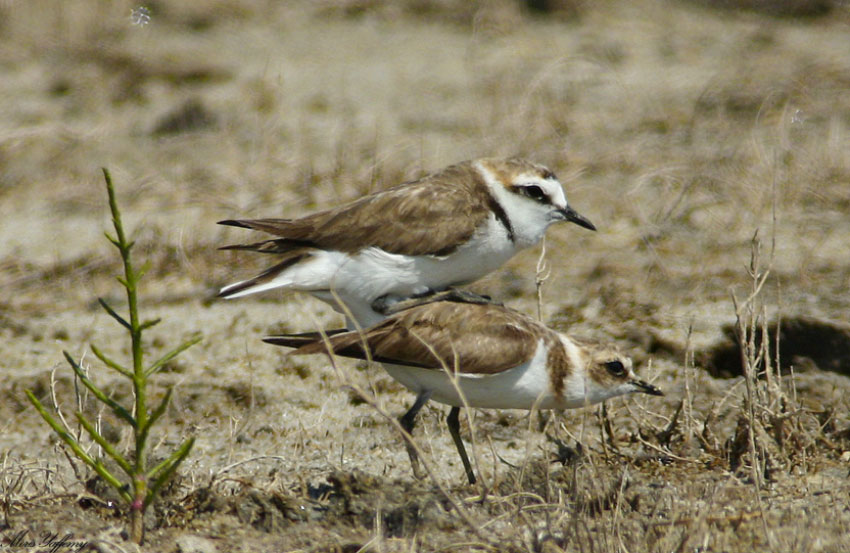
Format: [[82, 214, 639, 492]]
[[97, 298, 131, 330], [140, 318, 161, 331], [104, 232, 120, 248], [26, 390, 84, 453], [147, 388, 172, 430], [25, 390, 131, 503], [63, 351, 136, 427], [136, 261, 150, 281], [103, 168, 127, 245], [93, 459, 133, 504], [76, 413, 134, 478], [145, 334, 202, 377], [146, 437, 194, 507], [90, 344, 131, 378], [138, 389, 172, 447]]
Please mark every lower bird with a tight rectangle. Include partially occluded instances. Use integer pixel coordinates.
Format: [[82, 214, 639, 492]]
[[265, 299, 663, 484]]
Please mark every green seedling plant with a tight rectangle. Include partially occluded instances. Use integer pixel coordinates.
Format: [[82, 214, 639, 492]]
[[26, 168, 201, 544]]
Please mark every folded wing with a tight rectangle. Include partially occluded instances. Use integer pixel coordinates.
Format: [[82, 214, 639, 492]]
[[265, 302, 543, 375], [219, 161, 492, 257]]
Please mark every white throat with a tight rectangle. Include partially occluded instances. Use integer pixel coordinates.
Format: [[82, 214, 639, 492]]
[[474, 160, 558, 249]]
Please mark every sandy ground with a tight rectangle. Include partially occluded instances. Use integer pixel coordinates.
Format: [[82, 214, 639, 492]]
[[2, 1, 850, 551]]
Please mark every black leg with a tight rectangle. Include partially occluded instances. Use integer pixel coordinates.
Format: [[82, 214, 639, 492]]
[[447, 407, 476, 485], [399, 391, 431, 480], [439, 288, 499, 306], [371, 289, 440, 315], [373, 288, 501, 316], [370, 293, 396, 316]]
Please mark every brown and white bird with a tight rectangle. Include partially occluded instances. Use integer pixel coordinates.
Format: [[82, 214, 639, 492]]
[[218, 158, 595, 326], [265, 299, 663, 484]]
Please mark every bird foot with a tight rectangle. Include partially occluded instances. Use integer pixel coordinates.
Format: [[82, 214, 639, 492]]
[[372, 288, 501, 316]]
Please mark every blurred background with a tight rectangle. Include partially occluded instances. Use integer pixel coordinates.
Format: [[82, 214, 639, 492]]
[[3, 0, 849, 332], [2, 1, 850, 550]]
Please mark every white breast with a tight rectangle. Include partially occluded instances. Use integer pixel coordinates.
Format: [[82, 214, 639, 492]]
[[475, 161, 560, 249], [309, 214, 520, 326], [381, 339, 557, 410], [410, 214, 519, 288]]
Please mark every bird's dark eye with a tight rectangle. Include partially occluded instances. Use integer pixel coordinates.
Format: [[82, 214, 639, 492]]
[[521, 185, 547, 202], [604, 360, 626, 377]]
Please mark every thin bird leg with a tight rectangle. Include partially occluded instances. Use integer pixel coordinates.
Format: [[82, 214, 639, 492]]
[[447, 407, 476, 485], [373, 288, 501, 316], [398, 391, 432, 480], [438, 288, 500, 307]]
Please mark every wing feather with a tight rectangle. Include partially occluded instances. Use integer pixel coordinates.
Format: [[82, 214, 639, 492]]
[[218, 161, 493, 257], [274, 302, 544, 375]]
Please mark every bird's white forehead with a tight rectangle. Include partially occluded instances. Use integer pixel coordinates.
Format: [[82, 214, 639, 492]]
[[513, 171, 568, 209], [475, 159, 569, 209]]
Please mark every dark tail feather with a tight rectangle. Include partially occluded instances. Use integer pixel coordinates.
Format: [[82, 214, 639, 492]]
[[218, 218, 297, 237], [217, 252, 310, 298], [219, 239, 294, 254], [218, 219, 253, 229], [263, 329, 349, 349], [264, 329, 432, 368], [264, 330, 362, 358], [217, 277, 259, 298]]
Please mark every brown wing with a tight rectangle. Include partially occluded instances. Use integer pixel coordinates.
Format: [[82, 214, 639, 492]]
[[219, 160, 494, 257], [281, 302, 544, 375]]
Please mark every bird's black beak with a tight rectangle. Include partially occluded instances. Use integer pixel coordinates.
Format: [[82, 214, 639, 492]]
[[631, 379, 663, 396], [557, 206, 596, 231]]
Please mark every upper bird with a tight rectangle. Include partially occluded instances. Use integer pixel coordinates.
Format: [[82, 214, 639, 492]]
[[218, 158, 596, 326]]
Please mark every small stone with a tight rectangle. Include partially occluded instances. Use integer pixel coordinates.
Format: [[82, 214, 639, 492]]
[[176, 534, 218, 553]]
